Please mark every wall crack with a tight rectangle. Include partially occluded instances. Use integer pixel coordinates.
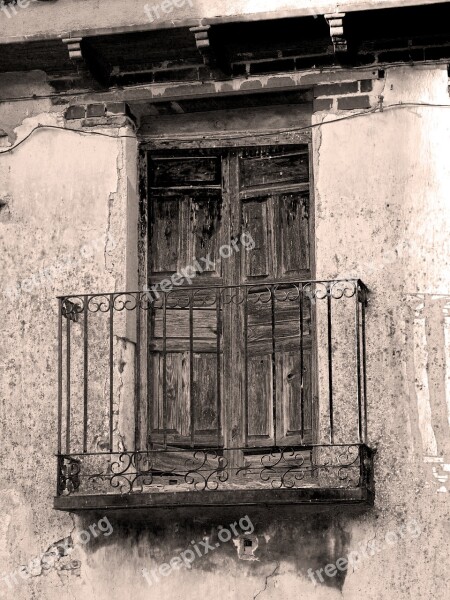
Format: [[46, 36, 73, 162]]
[[253, 562, 280, 600]]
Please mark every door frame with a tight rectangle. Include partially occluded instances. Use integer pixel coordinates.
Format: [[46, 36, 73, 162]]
[[138, 112, 318, 457]]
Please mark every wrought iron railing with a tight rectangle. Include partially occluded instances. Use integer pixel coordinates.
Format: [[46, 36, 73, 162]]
[[56, 279, 373, 500]]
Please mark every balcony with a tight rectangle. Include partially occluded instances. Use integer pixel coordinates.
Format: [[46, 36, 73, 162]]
[[54, 279, 374, 511]]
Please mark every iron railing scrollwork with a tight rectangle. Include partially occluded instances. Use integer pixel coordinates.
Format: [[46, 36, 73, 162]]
[[55, 444, 371, 495], [56, 279, 373, 498]]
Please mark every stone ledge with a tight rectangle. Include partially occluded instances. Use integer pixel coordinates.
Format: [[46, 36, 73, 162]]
[[54, 486, 374, 512]]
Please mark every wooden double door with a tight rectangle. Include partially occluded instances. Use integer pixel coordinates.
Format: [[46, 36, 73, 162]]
[[147, 144, 314, 451]]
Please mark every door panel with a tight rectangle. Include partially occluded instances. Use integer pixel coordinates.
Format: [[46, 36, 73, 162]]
[[151, 352, 190, 438], [277, 348, 313, 445], [150, 155, 221, 187], [151, 349, 221, 443], [247, 354, 273, 443], [190, 194, 223, 277], [192, 353, 220, 435], [149, 153, 224, 448], [278, 191, 310, 277], [150, 304, 222, 446], [242, 199, 271, 279], [240, 147, 309, 189], [238, 146, 313, 447], [241, 190, 311, 282], [150, 189, 223, 281], [246, 288, 313, 446], [150, 195, 184, 274]]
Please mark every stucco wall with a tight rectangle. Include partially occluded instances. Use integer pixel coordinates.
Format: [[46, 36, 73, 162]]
[[0, 0, 447, 42], [0, 65, 449, 600], [313, 64, 450, 599], [0, 104, 139, 597]]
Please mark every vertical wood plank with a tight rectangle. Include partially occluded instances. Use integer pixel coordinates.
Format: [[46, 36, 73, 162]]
[[193, 354, 218, 434], [242, 199, 270, 278], [223, 151, 245, 467], [279, 192, 310, 277], [247, 354, 273, 442], [150, 196, 182, 273]]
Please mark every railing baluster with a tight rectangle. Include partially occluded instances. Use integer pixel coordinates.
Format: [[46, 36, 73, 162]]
[[57, 298, 63, 455], [299, 284, 304, 443], [109, 294, 114, 453], [244, 286, 249, 448], [83, 300, 89, 453], [147, 292, 153, 450], [327, 286, 334, 444], [271, 285, 277, 446], [189, 291, 195, 448], [66, 316, 71, 455], [162, 293, 167, 449], [216, 289, 222, 448], [135, 293, 141, 452], [361, 285, 368, 443], [356, 284, 363, 443]]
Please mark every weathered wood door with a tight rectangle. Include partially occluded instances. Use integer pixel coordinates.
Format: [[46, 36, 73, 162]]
[[236, 146, 313, 448], [148, 145, 313, 450], [148, 150, 226, 448]]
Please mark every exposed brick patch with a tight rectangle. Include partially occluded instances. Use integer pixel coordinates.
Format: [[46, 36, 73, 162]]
[[249, 58, 296, 75], [51, 97, 69, 106], [65, 105, 86, 120], [337, 95, 371, 110], [106, 102, 128, 115], [360, 79, 373, 92], [314, 81, 358, 97], [161, 83, 216, 97], [313, 98, 333, 112], [81, 117, 108, 127], [240, 80, 263, 91], [266, 76, 296, 88], [153, 67, 200, 83], [86, 104, 105, 118], [106, 102, 136, 123]]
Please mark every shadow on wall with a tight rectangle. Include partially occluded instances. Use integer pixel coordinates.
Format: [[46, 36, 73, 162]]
[[75, 505, 360, 592]]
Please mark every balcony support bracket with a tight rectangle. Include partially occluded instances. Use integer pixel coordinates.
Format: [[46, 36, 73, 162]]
[[190, 25, 214, 65], [60, 36, 108, 88], [324, 13, 347, 53]]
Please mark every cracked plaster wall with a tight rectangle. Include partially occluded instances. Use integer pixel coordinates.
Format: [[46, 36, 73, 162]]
[[0, 99, 138, 598], [0, 64, 449, 600]]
